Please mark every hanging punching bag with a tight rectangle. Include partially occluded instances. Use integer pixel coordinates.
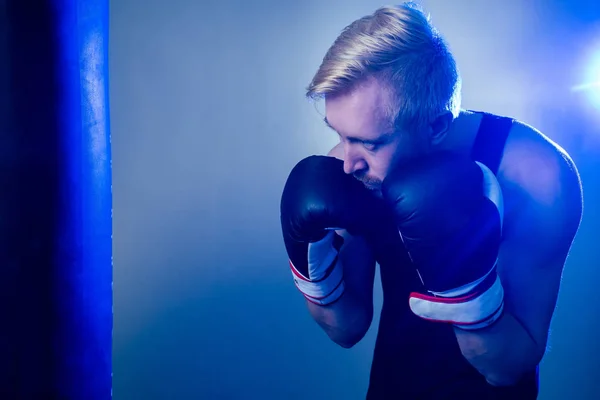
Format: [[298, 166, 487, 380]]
[[1, 0, 113, 398]]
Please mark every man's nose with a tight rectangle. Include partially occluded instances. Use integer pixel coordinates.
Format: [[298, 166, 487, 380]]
[[343, 148, 367, 175]]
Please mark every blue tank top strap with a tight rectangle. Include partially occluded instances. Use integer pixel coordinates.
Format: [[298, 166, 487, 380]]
[[469, 110, 514, 175]]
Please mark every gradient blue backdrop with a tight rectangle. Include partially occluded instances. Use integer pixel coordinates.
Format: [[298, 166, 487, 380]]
[[110, 1, 600, 398]]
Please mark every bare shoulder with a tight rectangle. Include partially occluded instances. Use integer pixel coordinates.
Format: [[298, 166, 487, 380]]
[[499, 119, 583, 249], [500, 119, 582, 209], [327, 142, 344, 160]]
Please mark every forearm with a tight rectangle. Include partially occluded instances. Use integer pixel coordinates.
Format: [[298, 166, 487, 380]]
[[454, 310, 544, 386], [306, 289, 373, 348]]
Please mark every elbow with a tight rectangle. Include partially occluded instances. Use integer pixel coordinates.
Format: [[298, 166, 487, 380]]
[[484, 347, 545, 387], [334, 340, 358, 349], [334, 326, 368, 348], [328, 311, 373, 349], [307, 292, 374, 349], [484, 373, 522, 387], [485, 366, 534, 387], [330, 325, 370, 349]]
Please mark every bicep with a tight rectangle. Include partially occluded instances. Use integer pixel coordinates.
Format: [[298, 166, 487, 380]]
[[499, 184, 582, 352], [498, 132, 583, 351], [498, 240, 566, 352]]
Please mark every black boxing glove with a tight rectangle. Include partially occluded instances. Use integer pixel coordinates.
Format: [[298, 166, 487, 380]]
[[381, 152, 505, 330], [280, 155, 388, 306]]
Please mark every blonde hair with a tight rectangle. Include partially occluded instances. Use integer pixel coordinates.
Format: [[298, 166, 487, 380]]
[[306, 3, 461, 131]]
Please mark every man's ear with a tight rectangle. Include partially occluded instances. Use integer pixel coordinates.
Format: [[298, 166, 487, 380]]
[[429, 111, 453, 146]]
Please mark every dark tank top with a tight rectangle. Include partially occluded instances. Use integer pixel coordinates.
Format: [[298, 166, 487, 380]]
[[366, 112, 540, 399]]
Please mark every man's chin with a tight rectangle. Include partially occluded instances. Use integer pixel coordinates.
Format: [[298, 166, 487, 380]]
[[362, 182, 382, 196]]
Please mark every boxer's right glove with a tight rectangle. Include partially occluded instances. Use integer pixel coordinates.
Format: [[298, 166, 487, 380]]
[[280, 155, 388, 306]]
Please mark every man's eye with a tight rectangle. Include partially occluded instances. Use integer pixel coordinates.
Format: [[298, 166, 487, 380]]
[[362, 142, 379, 151]]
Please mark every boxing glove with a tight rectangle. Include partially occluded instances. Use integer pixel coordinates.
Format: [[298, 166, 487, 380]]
[[381, 152, 504, 330], [280, 155, 390, 306]]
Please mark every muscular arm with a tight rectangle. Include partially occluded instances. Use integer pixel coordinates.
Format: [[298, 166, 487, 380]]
[[454, 126, 583, 385], [305, 143, 377, 348]]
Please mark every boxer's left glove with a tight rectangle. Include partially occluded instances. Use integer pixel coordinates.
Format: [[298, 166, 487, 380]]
[[280, 155, 387, 306], [382, 152, 505, 330]]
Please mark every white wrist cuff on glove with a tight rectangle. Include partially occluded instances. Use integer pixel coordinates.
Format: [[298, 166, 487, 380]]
[[409, 264, 504, 330], [289, 230, 345, 306]]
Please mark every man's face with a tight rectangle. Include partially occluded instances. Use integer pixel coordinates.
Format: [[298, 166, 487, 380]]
[[324, 77, 429, 195]]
